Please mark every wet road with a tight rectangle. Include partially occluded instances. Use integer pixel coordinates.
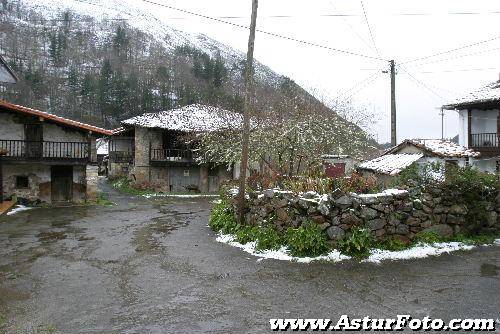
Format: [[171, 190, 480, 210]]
[[0, 182, 499, 333]]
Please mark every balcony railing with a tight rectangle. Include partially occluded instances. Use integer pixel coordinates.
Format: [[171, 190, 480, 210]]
[[0, 140, 90, 161], [470, 133, 499, 148], [150, 148, 194, 163], [109, 151, 134, 163]]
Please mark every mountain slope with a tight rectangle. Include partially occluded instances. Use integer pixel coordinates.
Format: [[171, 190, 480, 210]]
[[0, 0, 378, 156]]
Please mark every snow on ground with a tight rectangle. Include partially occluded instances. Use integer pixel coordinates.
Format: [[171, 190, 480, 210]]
[[354, 188, 408, 198], [143, 193, 219, 199], [364, 242, 475, 264], [216, 233, 490, 264], [6, 205, 33, 216], [216, 234, 349, 263]]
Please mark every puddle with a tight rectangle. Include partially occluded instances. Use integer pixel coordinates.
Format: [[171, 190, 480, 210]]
[[36, 231, 67, 243], [480, 263, 499, 277]]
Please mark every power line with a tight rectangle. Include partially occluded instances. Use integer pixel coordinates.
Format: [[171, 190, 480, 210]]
[[402, 33, 500, 65], [337, 71, 383, 102], [334, 71, 379, 100], [417, 67, 500, 74], [360, 0, 380, 57], [399, 66, 446, 101], [406, 46, 500, 68], [327, 0, 377, 56], [138, 0, 388, 61]]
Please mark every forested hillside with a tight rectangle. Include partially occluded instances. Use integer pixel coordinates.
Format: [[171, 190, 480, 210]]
[[0, 0, 378, 157]]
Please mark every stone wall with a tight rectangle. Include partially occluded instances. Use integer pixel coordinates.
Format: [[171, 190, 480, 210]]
[[234, 187, 500, 243]]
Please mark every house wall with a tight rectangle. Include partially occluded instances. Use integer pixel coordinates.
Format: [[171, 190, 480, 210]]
[[470, 109, 499, 134], [0, 111, 98, 163], [458, 110, 468, 147], [2, 163, 87, 203], [471, 158, 498, 174]]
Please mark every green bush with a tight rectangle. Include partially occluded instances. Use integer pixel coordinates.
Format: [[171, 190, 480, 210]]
[[413, 231, 442, 244], [285, 222, 330, 257], [235, 225, 259, 244], [442, 166, 499, 234], [255, 226, 284, 251], [208, 200, 238, 234], [338, 227, 373, 258], [376, 237, 407, 251]]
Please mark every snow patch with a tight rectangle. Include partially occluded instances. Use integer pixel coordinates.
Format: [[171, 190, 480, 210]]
[[364, 242, 475, 263], [354, 188, 408, 198], [216, 233, 491, 264], [6, 205, 33, 216], [215, 233, 348, 263], [143, 193, 219, 199]]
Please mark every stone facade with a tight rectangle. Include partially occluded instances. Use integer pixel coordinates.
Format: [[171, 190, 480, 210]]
[[233, 187, 500, 243], [0, 109, 103, 204]]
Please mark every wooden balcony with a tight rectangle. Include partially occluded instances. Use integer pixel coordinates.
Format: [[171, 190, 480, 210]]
[[0, 140, 90, 162], [470, 133, 499, 158], [109, 151, 134, 163], [150, 148, 195, 165], [109, 137, 134, 163]]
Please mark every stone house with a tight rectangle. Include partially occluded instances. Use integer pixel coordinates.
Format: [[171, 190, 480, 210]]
[[442, 75, 500, 173], [108, 104, 242, 192], [0, 99, 112, 204], [357, 139, 480, 185]]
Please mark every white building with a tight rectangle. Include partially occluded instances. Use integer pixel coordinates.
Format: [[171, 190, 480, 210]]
[[358, 139, 480, 184], [443, 77, 500, 173]]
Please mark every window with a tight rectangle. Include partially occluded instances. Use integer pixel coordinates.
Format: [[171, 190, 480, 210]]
[[16, 176, 29, 188]]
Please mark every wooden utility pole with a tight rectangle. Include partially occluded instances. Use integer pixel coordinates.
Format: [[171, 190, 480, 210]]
[[439, 107, 445, 139], [390, 59, 397, 146], [237, 0, 259, 224]]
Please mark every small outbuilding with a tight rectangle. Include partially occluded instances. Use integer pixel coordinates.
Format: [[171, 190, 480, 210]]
[[358, 139, 480, 185]]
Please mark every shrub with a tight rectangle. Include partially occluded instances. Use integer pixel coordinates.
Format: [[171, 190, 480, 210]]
[[235, 225, 259, 244], [285, 222, 330, 257], [338, 227, 373, 258], [413, 231, 442, 244], [376, 237, 407, 251], [255, 226, 284, 251], [442, 166, 499, 234], [208, 200, 238, 234], [335, 172, 380, 194]]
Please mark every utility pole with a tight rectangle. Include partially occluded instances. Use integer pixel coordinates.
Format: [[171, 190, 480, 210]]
[[439, 107, 445, 139], [237, 0, 258, 224], [390, 59, 397, 146]]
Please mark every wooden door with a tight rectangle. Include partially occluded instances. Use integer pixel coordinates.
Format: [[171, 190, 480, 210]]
[[51, 166, 73, 202], [25, 124, 43, 158]]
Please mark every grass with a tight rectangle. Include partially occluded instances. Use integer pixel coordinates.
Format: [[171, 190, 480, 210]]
[[0, 311, 5, 334], [109, 177, 153, 196]]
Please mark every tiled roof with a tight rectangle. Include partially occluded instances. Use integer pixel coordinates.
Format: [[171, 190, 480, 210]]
[[388, 139, 480, 158], [0, 99, 112, 135], [358, 153, 423, 175], [122, 104, 242, 132], [443, 80, 500, 109]]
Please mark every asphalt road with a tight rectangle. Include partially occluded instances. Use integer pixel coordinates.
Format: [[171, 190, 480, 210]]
[[0, 181, 499, 333]]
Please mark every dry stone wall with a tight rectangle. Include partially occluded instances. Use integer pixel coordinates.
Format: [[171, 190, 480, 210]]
[[232, 187, 500, 243]]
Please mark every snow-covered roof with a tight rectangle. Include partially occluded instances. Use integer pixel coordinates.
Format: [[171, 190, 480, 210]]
[[358, 154, 423, 175], [122, 104, 242, 132], [96, 138, 108, 155], [388, 139, 480, 158], [443, 80, 500, 109]]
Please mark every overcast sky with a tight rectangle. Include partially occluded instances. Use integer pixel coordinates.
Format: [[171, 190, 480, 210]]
[[138, 0, 500, 144]]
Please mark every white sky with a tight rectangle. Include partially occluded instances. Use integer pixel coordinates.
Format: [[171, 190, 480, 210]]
[[138, 0, 500, 144]]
